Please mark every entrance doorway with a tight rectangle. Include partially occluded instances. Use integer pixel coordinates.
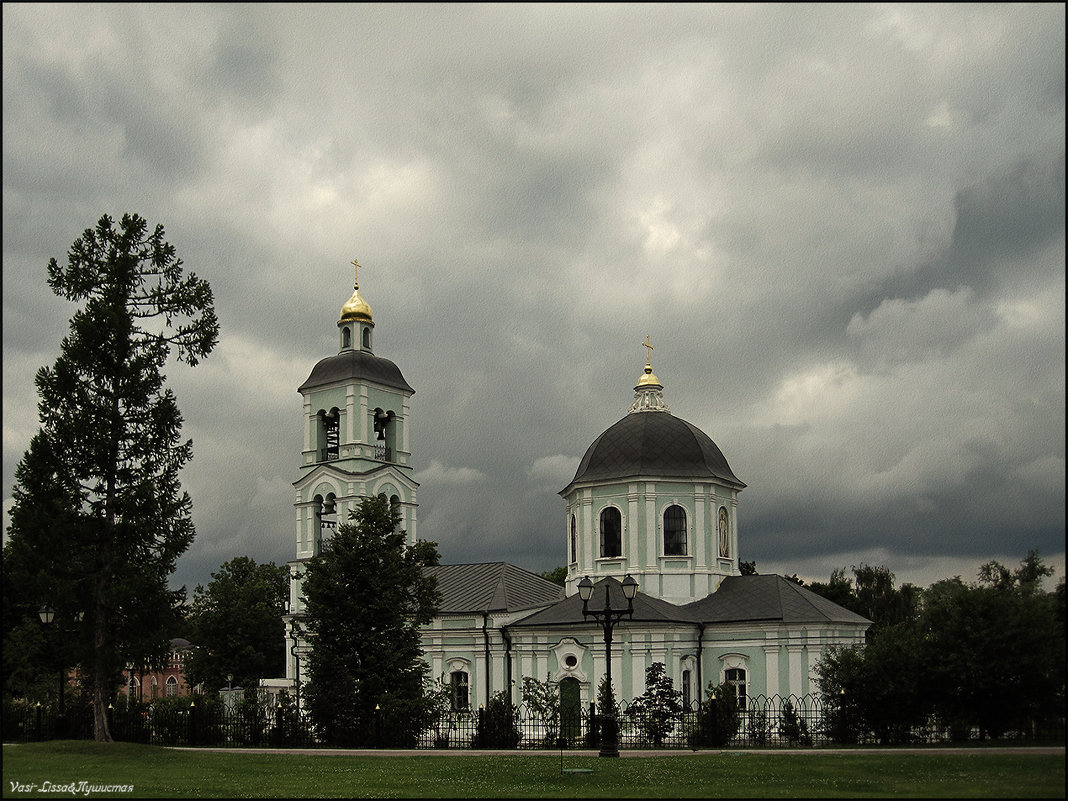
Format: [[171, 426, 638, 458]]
[[559, 677, 581, 742]]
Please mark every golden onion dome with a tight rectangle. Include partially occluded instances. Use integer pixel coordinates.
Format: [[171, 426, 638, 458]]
[[636, 364, 662, 388], [636, 335, 661, 387], [339, 258, 373, 323], [339, 285, 373, 323]]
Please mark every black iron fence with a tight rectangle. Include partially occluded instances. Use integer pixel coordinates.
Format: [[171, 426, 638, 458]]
[[4, 695, 1062, 749], [424, 695, 831, 750]]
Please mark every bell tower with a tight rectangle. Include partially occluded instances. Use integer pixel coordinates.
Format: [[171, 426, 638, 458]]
[[285, 260, 419, 688], [293, 258, 418, 556]]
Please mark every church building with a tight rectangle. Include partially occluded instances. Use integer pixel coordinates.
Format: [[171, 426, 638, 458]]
[[277, 266, 869, 715]]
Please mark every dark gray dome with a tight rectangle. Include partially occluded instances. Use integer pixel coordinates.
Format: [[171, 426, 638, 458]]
[[563, 412, 744, 491], [298, 350, 414, 395]]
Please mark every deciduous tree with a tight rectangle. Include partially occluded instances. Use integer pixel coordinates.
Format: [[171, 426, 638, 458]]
[[538, 566, 567, 586], [923, 555, 1064, 739], [185, 557, 289, 692], [814, 551, 1064, 743], [807, 564, 919, 638], [521, 673, 561, 745]]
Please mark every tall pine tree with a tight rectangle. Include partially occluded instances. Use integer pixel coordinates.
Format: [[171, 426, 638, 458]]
[[4, 213, 218, 740]]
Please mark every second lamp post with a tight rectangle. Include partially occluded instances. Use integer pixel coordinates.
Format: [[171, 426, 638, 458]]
[[577, 574, 638, 758]]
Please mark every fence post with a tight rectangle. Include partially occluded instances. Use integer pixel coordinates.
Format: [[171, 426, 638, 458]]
[[475, 705, 486, 748], [189, 700, 197, 747], [35, 702, 43, 741], [586, 701, 599, 749], [708, 695, 718, 747]]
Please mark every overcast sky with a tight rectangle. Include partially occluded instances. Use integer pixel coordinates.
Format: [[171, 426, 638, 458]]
[[3, 4, 1064, 595]]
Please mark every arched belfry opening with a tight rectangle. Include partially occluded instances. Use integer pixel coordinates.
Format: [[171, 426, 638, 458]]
[[317, 408, 340, 462], [313, 493, 338, 554], [373, 407, 396, 462]]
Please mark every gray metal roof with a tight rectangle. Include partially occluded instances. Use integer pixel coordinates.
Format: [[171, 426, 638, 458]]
[[424, 563, 564, 614], [684, 574, 872, 625], [509, 577, 700, 627], [423, 563, 867, 628], [561, 411, 744, 493], [298, 350, 414, 395], [505, 574, 869, 629]]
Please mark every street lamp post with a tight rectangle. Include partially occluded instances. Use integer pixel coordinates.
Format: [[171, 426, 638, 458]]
[[577, 574, 638, 758], [37, 606, 64, 717]]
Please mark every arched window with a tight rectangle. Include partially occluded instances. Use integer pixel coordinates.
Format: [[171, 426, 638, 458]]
[[362, 327, 371, 349], [342, 326, 351, 349], [166, 675, 178, 697], [682, 669, 692, 708], [718, 506, 730, 557], [664, 505, 687, 555], [599, 507, 622, 558], [726, 667, 746, 711], [569, 515, 577, 564], [450, 671, 469, 711]]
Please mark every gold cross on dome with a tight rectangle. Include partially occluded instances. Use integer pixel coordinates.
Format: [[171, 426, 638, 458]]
[[351, 258, 361, 287], [642, 334, 654, 366]]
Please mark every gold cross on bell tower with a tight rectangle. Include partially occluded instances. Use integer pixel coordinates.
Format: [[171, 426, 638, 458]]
[[351, 258, 361, 288]]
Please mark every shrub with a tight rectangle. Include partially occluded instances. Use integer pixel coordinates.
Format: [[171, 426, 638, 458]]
[[472, 690, 520, 749], [780, 699, 812, 746], [626, 663, 682, 747], [521, 674, 561, 746], [687, 681, 740, 748]]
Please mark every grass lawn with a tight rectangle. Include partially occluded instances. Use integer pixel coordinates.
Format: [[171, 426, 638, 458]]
[[2, 742, 1064, 798]]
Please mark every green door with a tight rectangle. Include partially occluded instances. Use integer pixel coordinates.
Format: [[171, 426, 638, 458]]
[[559, 677, 581, 743]]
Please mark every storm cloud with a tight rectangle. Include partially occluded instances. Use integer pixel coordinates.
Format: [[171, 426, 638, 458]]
[[3, 4, 1063, 592]]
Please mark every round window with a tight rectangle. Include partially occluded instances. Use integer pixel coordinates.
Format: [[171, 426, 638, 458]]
[[564, 654, 578, 669]]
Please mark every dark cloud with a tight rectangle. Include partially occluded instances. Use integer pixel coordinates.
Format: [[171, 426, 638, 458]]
[[879, 155, 1066, 306], [3, 5, 1064, 594]]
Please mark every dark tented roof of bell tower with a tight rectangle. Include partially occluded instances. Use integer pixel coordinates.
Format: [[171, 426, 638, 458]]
[[298, 350, 414, 395]]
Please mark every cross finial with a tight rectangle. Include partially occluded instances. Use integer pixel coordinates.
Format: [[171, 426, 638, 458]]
[[642, 334, 654, 366], [351, 258, 361, 288]]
